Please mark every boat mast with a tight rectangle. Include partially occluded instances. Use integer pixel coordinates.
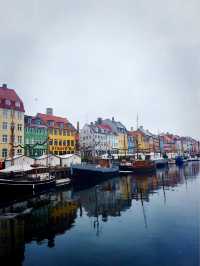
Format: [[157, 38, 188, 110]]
[[136, 113, 139, 159]]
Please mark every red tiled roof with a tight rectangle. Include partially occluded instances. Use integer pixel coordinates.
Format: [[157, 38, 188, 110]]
[[97, 124, 112, 131], [0, 86, 25, 112], [37, 113, 68, 126]]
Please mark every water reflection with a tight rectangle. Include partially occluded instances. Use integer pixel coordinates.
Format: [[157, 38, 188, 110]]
[[0, 162, 199, 265]]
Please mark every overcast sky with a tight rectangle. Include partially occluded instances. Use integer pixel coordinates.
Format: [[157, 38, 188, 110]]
[[0, 0, 199, 138]]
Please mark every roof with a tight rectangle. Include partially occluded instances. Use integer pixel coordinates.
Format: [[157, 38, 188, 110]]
[[5, 155, 32, 161], [58, 154, 81, 159], [0, 164, 33, 173], [86, 123, 114, 135], [36, 154, 58, 160], [25, 115, 48, 128], [0, 85, 25, 112], [97, 124, 112, 132], [102, 118, 127, 134], [37, 113, 68, 126]]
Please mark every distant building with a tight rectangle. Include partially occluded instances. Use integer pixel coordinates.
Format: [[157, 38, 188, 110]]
[[24, 115, 48, 157], [102, 117, 128, 155], [37, 109, 77, 155], [80, 121, 118, 158], [127, 131, 136, 155], [159, 134, 176, 154], [0, 84, 25, 161], [131, 126, 152, 153]]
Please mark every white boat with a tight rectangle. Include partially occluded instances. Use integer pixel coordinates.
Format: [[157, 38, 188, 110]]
[[56, 178, 71, 187]]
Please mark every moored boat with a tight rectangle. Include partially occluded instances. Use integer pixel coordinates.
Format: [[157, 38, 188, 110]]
[[120, 156, 156, 173], [56, 178, 71, 188], [0, 175, 56, 196], [71, 160, 119, 184]]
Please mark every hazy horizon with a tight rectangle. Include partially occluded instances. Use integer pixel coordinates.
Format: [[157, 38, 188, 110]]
[[0, 0, 199, 139]]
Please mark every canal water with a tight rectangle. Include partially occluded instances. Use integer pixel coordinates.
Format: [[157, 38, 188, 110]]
[[0, 162, 199, 266]]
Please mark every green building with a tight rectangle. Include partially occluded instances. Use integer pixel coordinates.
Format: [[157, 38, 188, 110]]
[[24, 115, 48, 157]]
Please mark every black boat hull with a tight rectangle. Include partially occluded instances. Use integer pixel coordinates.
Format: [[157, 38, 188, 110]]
[[71, 167, 119, 185], [119, 165, 156, 174], [0, 178, 56, 196]]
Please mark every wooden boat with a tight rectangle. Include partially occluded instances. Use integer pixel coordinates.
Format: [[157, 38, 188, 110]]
[[120, 155, 156, 173], [0, 174, 56, 195], [71, 160, 119, 184]]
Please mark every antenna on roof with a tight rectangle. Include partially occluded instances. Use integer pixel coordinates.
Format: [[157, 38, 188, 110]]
[[136, 113, 139, 130]]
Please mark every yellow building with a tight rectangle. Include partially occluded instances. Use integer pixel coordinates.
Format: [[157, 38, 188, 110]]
[[0, 84, 25, 161], [117, 133, 128, 154], [37, 109, 77, 155], [132, 126, 152, 153]]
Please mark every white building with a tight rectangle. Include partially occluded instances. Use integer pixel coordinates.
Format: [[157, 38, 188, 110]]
[[80, 122, 118, 157]]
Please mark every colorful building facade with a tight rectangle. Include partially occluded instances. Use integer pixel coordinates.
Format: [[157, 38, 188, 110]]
[[37, 109, 77, 155], [24, 115, 48, 157], [0, 84, 25, 161], [103, 118, 128, 155]]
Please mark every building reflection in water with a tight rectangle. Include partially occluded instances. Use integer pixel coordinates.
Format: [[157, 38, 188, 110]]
[[0, 162, 199, 264], [0, 190, 79, 264]]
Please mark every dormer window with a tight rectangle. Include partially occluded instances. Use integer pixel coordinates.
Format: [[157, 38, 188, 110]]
[[5, 99, 11, 105], [15, 101, 20, 107], [59, 123, 64, 129], [48, 120, 54, 127]]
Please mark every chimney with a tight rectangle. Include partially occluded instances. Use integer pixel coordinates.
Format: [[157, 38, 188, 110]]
[[2, 83, 7, 88], [130, 127, 134, 131], [97, 117, 102, 125], [77, 121, 80, 133], [46, 108, 53, 115]]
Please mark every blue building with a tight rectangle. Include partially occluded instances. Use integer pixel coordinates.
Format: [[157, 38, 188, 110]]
[[127, 132, 135, 155]]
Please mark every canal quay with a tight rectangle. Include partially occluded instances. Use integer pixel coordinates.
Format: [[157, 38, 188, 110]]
[[0, 162, 199, 266]]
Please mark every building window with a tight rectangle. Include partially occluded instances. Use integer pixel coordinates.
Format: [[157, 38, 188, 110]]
[[3, 110, 8, 119], [15, 101, 20, 107], [48, 121, 54, 127], [5, 99, 11, 105], [17, 149, 22, 154], [54, 140, 58, 146], [49, 139, 53, 145], [18, 136, 22, 144], [48, 128, 53, 135], [63, 140, 66, 146], [67, 140, 70, 146], [2, 122, 8, 130], [17, 124, 22, 131], [59, 123, 64, 129], [54, 129, 58, 135], [71, 140, 74, 146], [2, 135, 7, 143], [59, 140, 62, 146], [2, 149, 7, 158], [17, 112, 22, 120]]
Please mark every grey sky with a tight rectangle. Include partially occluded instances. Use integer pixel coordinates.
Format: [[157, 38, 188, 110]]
[[0, 0, 199, 138]]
